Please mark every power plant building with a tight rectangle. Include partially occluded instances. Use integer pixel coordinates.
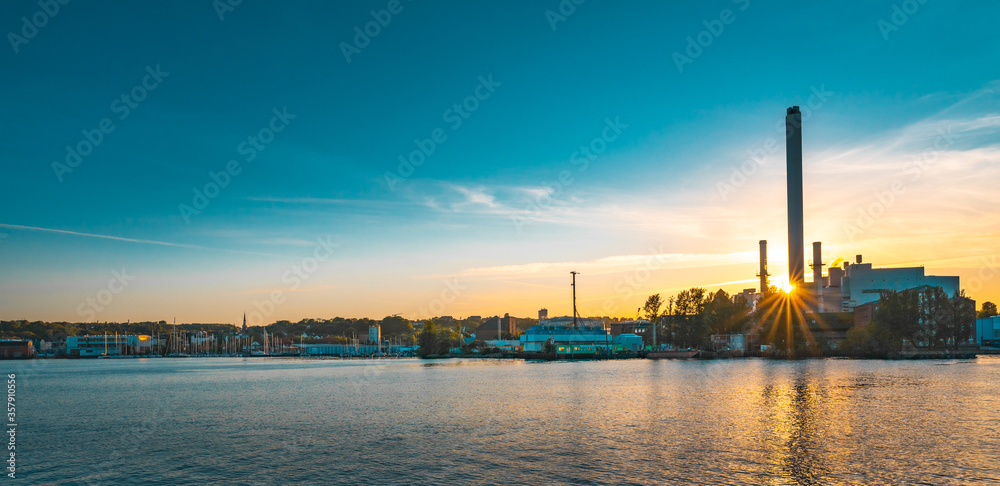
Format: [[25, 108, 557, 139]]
[[819, 258, 960, 312], [776, 105, 966, 325]]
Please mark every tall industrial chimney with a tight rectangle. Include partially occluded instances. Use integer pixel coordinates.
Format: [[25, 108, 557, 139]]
[[812, 241, 823, 287], [786, 106, 804, 287], [758, 240, 768, 293]]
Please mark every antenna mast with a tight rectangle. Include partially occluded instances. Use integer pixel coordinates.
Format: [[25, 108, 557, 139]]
[[571, 271, 579, 329]]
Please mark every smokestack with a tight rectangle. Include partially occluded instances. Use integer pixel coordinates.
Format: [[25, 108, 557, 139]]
[[786, 106, 804, 287], [758, 240, 768, 293], [812, 241, 823, 287]]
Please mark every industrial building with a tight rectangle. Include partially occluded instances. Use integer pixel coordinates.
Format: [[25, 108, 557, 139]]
[[293, 343, 389, 356], [474, 313, 518, 341], [975, 316, 1000, 347], [813, 255, 961, 312], [519, 317, 643, 354], [778, 106, 963, 313], [731, 288, 763, 310], [709, 334, 759, 354], [520, 321, 610, 352], [609, 319, 650, 337], [66, 335, 154, 357], [483, 339, 522, 351], [0, 339, 34, 359], [761, 105, 971, 346]]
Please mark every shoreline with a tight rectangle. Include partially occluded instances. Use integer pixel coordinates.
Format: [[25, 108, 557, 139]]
[[14, 348, 999, 361]]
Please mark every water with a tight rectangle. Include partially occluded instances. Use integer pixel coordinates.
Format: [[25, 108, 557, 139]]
[[9, 357, 1000, 485]]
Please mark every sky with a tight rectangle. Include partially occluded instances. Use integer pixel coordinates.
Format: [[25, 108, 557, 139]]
[[2, 0, 999, 324]]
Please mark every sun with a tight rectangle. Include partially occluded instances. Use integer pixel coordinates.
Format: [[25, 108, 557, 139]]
[[775, 277, 794, 293]]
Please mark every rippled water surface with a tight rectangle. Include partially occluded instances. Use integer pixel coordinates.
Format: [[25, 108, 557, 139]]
[[11, 357, 1000, 485]]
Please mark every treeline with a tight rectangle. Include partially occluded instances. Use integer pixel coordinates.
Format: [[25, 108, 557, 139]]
[[643, 285, 984, 356], [0, 316, 419, 345], [415, 321, 462, 357], [642, 288, 754, 349], [0, 320, 238, 342], [844, 288, 976, 355], [266, 316, 414, 344]]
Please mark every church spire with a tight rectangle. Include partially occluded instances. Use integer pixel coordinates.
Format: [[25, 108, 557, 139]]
[[242, 312, 247, 335]]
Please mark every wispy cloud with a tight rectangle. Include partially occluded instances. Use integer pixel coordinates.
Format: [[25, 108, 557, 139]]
[[225, 283, 343, 295], [0, 223, 280, 257], [403, 82, 1000, 302], [423, 250, 759, 280], [450, 185, 497, 209], [248, 196, 408, 207], [253, 237, 319, 247]]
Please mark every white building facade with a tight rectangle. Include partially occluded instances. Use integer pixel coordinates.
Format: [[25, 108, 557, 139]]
[[815, 261, 960, 312]]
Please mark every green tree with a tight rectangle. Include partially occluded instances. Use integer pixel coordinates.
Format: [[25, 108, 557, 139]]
[[417, 321, 442, 357], [642, 294, 663, 346], [913, 287, 975, 349], [979, 301, 998, 319], [671, 288, 709, 348], [844, 326, 873, 356], [543, 338, 556, 354], [417, 320, 461, 357], [704, 289, 751, 336], [918, 286, 951, 348], [380, 315, 415, 343], [871, 289, 920, 351], [662, 296, 677, 346], [437, 324, 461, 353], [947, 290, 976, 349]]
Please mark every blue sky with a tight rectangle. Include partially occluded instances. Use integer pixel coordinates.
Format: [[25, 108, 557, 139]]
[[2, 0, 999, 323]]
